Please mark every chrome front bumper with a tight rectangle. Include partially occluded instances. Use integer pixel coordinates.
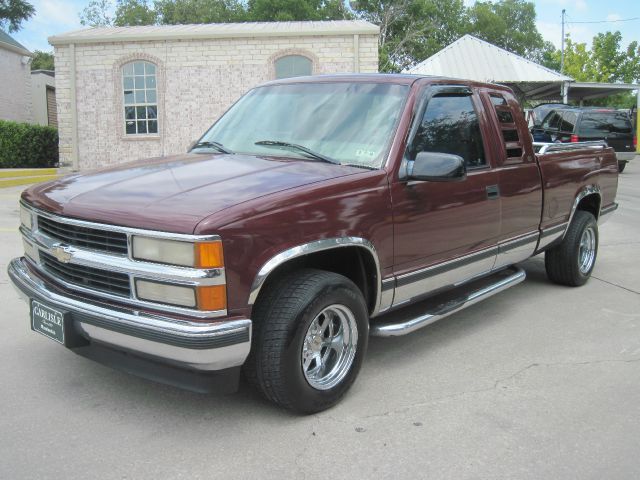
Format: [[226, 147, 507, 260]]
[[8, 257, 251, 373]]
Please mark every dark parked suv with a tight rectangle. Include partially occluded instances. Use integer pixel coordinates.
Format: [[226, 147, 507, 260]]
[[532, 106, 636, 172]]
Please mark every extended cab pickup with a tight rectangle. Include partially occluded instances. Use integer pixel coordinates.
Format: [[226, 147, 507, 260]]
[[9, 75, 618, 413]]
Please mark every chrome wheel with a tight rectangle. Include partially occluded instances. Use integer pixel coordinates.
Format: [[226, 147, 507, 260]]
[[578, 226, 596, 274], [301, 304, 358, 391]]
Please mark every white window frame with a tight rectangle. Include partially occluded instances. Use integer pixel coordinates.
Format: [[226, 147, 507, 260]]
[[122, 60, 159, 136]]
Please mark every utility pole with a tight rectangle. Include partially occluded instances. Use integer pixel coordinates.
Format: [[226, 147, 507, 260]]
[[560, 9, 566, 74]]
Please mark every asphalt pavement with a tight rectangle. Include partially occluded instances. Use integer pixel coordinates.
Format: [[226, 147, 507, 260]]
[[1, 161, 639, 479]]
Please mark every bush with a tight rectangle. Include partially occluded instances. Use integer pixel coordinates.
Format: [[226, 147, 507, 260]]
[[0, 120, 59, 168]]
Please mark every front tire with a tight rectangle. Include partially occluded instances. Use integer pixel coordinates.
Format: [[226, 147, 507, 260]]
[[618, 161, 627, 173], [244, 269, 368, 413], [545, 210, 598, 286]]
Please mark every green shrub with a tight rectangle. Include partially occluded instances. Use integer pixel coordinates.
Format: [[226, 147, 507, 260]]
[[0, 120, 59, 168]]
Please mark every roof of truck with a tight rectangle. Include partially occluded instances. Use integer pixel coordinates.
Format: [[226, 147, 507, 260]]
[[262, 73, 515, 92]]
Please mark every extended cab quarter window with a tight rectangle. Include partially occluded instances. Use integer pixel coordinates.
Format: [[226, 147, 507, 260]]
[[122, 61, 158, 135], [409, 94, 486, 168], [489, 93, 524, 161]]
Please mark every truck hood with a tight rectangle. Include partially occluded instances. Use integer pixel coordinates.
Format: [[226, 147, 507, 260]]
[[23, 153, 363, 233]]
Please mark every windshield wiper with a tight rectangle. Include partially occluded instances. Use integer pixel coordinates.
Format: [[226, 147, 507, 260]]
[[191, 140, 234, 154], [342, 163, 376, 170], [255, 140, 340, 165]]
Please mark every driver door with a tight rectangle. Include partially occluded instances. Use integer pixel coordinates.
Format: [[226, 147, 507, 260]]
[[390, 85, 501, 307]]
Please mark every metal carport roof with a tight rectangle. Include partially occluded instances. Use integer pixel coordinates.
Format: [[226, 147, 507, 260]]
[[406, 34, 573, 85], [405, 34, 638, 104]]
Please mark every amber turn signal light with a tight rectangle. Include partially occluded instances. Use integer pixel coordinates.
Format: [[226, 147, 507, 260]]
[[196, 285, 227, 311], [195, 241, 224, 268]]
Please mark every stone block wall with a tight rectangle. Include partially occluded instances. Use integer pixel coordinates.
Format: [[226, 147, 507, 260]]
[[54, 32, 379, 169]]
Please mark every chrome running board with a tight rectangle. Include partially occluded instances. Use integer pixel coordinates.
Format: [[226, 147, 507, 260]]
[[370, 266, 526, 337]]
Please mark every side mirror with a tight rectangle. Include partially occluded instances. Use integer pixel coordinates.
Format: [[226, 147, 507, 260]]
[[409, 152, 466, 182], [187, 139, 197, 151]]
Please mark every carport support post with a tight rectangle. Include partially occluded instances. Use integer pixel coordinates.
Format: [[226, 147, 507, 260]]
[[637, 88, 640, 153], [562, 81, 569, 104]]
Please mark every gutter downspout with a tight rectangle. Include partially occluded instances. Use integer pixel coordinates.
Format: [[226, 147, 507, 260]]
[[69, 43, 79, 171], [353, 34, 360, 73]]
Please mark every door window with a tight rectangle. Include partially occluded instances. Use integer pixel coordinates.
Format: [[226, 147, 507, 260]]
[[542, 111, 561, 129], [408, 94, 486, 168], [560, 112, 577, 132]]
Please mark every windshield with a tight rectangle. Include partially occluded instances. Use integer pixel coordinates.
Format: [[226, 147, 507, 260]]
[[198, 82, 409, 168]]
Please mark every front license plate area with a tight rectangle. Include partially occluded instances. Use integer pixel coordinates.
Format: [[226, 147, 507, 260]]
[[31, 300, 67, 344]]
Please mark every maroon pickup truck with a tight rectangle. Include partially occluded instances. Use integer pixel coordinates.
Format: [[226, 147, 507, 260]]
[[9, 74, 618, 413]]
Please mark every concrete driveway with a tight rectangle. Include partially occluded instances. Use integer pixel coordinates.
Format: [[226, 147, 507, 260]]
[[1, 163, 639, 479]]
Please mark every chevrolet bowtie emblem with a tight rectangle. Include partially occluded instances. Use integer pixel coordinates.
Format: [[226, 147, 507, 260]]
[[51, 244, 73, 263]]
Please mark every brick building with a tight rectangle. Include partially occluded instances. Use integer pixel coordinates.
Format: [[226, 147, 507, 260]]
[[49, 21, 379, 170], [0, 30, 33, 123]]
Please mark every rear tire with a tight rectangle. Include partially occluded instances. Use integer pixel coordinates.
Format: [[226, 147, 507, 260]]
[[244, 269, 368, 414], [545, 210, 598, 286]]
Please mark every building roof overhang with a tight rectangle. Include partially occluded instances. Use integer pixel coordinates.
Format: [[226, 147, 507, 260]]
[[49, 20, 379, 46]]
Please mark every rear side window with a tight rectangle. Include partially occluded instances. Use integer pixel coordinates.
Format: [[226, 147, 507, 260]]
[[542, 112, 561, 129], [578, 112, 632, 136], [408, 94, 486, 168], [560, 112, 577, 132]]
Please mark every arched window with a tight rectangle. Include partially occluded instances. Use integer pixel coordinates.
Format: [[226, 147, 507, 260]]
[[122, 60, 158, 135], [274, 55, 312, 79]]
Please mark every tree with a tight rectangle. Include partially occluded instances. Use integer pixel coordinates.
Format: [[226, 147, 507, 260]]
[[620, 40, 640, 84], [533, 40, 560, 72], [542, 32, 640, 108], [352, 0, 468, 72], [31, 50, 54, 70], [80, 0, 352, 27], [553, 32, 640, 85], [0, 0, 35, 32], [247, 0, 350, 22], [466, 0, 543, 59], [591, 32, 639, 84], [156, 0, 246, 24], [554, 37, 593, 81], [113, 0, 156, 25], [81, 0, 157, 26], [79, 0, 113, 26]]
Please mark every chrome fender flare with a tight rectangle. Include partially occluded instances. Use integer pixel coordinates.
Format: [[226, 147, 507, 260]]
[[247, 237, 383, 316]]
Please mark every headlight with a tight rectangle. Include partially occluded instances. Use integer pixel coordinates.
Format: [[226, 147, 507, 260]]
[[132, 237, 223, 268], [20, 204, 33, 230]]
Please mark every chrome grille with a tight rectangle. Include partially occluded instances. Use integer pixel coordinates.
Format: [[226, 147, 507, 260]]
[[40, 251, 131, 297], [38, 216, 128, 254]]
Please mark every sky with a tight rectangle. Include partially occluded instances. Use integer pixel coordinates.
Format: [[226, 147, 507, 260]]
[[8, 0, 640, 54]]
